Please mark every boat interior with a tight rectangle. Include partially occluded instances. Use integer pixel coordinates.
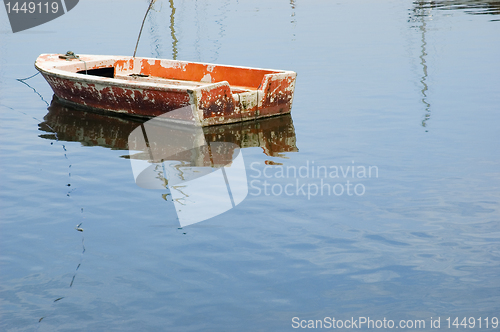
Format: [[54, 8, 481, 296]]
[[56, 56, 283, 93]]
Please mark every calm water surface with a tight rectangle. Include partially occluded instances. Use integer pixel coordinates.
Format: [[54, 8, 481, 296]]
[[1, 0, 499, 331]]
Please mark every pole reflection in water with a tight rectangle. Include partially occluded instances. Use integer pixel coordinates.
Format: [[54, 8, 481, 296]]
[[410, 0, 500, 130], [412, 1, 432, 130], [147, 0, 178, 59], [290, 0, 296, 41], [169, 0, 178, 60], [39, 98, 298, 226], [146, 0, 230, 62], [148, 3, 162, 59]]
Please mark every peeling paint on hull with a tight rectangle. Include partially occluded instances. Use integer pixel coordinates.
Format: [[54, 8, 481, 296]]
[[35, 54, 296, 127]]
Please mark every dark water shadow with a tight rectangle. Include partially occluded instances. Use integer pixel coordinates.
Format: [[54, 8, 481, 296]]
[[412, 1, 500, 19]]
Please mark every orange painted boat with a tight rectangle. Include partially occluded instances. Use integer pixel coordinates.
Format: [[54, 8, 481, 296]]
[[35, 53, 296, 126]]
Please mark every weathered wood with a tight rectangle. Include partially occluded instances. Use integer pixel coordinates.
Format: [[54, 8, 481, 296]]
[[35, 53, 296, 127]]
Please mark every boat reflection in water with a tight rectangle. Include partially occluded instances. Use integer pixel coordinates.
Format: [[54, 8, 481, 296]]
[[39, 98, 298, 226], [39, 98, 298, 156]]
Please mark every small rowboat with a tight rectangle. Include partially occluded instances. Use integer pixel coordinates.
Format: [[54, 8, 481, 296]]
[[35, 53, 296, 127]]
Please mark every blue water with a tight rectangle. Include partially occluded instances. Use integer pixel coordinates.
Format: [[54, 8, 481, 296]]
[[1, 0, 499, 331]]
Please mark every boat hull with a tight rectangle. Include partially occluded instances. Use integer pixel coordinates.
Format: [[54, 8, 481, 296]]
[[35, 54, 296, 126]]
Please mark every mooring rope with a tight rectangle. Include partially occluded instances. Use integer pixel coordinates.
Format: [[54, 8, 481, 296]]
[[134, 0, 157, 57], [16, 71, 40, 82], [79, 58, 88, 75], [13, 63, 87, 330], [16, 76, 50, 107]]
